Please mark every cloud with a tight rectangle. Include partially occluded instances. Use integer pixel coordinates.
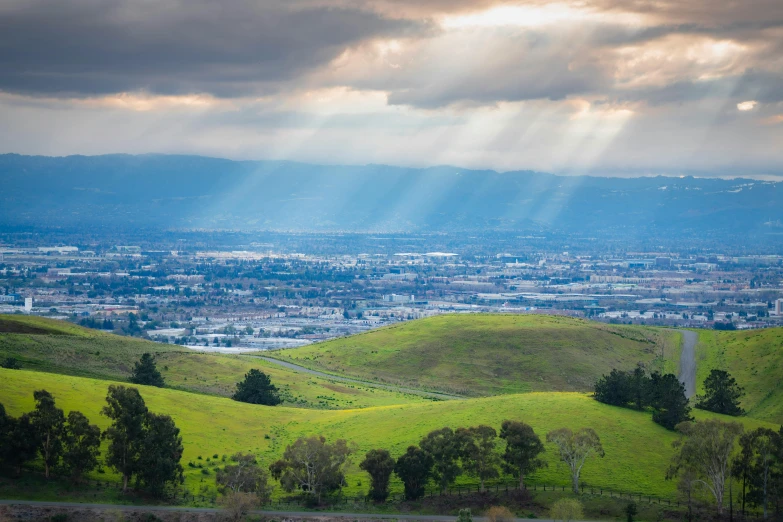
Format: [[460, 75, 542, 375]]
[[0, 0, 427, 97]]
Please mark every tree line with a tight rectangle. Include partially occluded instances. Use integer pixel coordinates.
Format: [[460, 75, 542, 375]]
[[210, 420, 605, 512], [0, 385, 184, 495]]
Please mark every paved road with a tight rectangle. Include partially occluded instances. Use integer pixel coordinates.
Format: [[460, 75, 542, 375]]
[[0, 499, 550, 521], [246, 356, 464, 401], [678, 330, 698, 399]]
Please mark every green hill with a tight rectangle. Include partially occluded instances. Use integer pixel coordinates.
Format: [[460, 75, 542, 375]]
[[272, 314, 682, 396], [1, 369, 773, 500], [696, 327, 783, 423], [0, 315, 427, 409]]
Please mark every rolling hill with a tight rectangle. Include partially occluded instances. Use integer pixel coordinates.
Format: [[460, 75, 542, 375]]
[[272, 314, 682, 396], [0, 315, 428, 409], [1, 369, 774, 501], [695, 327, 783, 424]]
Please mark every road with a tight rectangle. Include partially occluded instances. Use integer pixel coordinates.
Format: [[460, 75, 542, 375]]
[[0, 499, 550, 521], [246, 356, 464, 401], [678, 330, 698, 398]]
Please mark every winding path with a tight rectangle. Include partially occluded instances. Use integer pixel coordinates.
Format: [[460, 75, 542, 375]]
[[678, 330, 698, 399], [245, 355, 464, 401]]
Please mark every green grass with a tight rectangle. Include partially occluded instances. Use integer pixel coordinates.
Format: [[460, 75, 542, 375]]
[[273, 314, 682, 396], [695, 327, 783, 423], [1, 369, 772, 501], [0, 314, 427, 410]]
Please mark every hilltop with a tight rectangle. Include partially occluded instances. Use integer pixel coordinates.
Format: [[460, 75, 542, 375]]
[[272, 314, 682, 396]]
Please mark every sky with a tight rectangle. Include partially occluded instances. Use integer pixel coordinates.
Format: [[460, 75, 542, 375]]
[[0, 0, 782, 177]]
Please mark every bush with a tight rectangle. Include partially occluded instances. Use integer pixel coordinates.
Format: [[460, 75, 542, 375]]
[[0, 357, 21, 369], [486, 506, 515, 522], [550, 499, 583, 522], [457, 509, 473, 522]]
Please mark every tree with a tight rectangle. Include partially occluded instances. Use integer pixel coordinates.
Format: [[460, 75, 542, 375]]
[[667, 419, 744, 514], [735, 430, 756, 516], [2, 413, 38, 476], [546, 427, 605, 494], [695, 370, 745, 416], [232, 369, 282, 406], [135, 413, 184, 495], [648, 372, 692, 430], [499, 420, 546, 489], [630, 366, 649, 410], [420, 427, 461, 493], [550, 498, 583, 522], [61, 411, 101, 483], [216, 453, 273, 504], [593, 369, 631, 407], [360, 449, 395, 502], [101, 385, 148, 492], [742, 428, 780, 519], [457, 425, 500, 492], [394, 445, 433, 500], [270, 436, 351, 503], [625, 502, 638, 522], [29, 390, 65, 478], [0, 357, 21, 369], [130, 353, 165, 387]]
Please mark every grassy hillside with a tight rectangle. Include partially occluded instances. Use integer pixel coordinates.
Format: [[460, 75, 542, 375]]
[[0, 369, 772, 501], [0, 315, 427, 409], [695, 327, 783, 423], [273, 314, 681, 396]]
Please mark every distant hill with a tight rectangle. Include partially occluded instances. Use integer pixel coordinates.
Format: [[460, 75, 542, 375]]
[[1, 153, 782, 240], [272, 314, 682, 396], [0, 315, 428, 409]]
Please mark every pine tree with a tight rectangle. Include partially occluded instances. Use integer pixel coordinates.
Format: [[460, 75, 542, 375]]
[[130, 353, 165, 387], [232, 369, 282, 405], [695, 370, 745, 416]]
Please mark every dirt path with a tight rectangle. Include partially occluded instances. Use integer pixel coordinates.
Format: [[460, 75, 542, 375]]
[[246, 355, 464, 401], [678, 330, 698, 399]]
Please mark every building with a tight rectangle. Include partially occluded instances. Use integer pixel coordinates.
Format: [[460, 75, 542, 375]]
[[383, 294, 415, 303], [776, 299, 783, 315], [24, 297, 33, 312]]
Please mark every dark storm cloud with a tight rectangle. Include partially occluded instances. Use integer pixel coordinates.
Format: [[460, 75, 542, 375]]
[[0, 0, 427, 97]]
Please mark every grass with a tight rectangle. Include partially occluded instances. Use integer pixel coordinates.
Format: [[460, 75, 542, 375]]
[[1, 369, 773, 502], [272, 314, 682, 396], [0, 314, 427, 410], [695, 327, 783, 424]]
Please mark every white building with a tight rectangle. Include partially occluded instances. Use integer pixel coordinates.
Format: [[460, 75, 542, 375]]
[[776, 299, 783, 315], [24, 297, 33, 312], [383, 294, 415, 303]]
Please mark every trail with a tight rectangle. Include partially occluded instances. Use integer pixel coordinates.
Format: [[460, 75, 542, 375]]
[[246, 355, 464, 401], [678, 330, 698, 399], [0, 499, 550, 521]]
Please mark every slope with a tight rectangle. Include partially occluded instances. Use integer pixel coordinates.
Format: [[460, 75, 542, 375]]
[[0, 315, 427, 409], [272, 314, 681, 396], [695, 327, 783, 423], [1, 369, 773, 500]]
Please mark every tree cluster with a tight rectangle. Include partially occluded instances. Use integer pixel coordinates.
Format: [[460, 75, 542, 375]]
[[0, 385, 184, 496], [668, 419, 783, 518], [594, 365, 693, 429], [0, 391, 100, 482]]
